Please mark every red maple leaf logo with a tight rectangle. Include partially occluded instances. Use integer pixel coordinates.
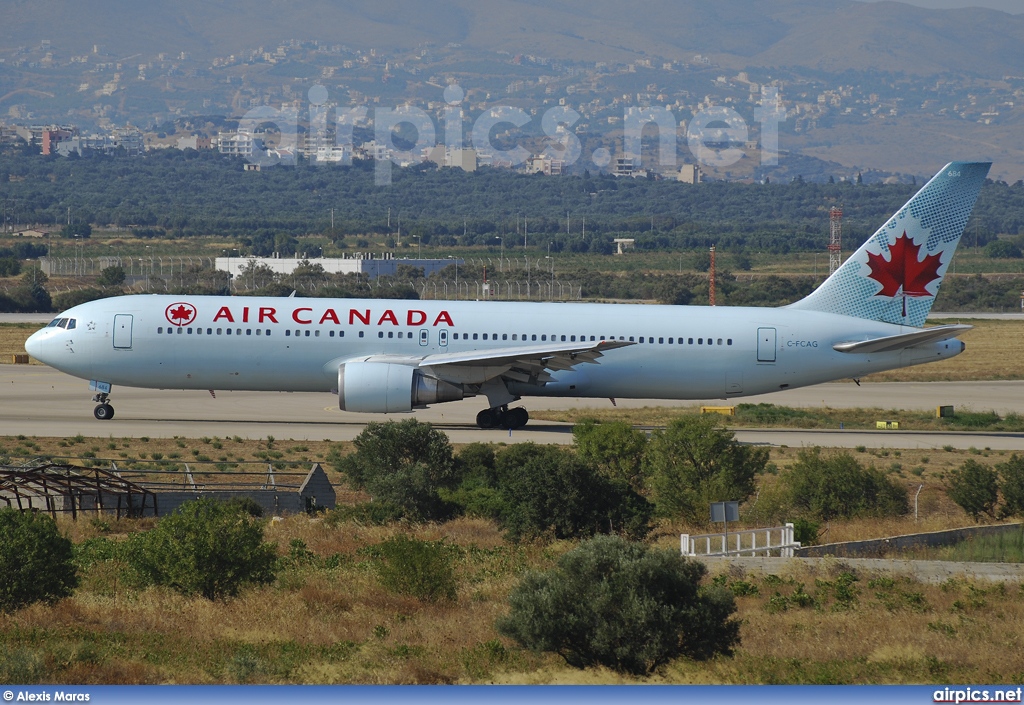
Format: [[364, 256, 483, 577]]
[[165, 302, 196, 326], [866, 232, 943, 299]]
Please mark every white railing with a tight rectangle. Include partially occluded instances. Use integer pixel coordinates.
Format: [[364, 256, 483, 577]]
[[681, 523, 800, 558]]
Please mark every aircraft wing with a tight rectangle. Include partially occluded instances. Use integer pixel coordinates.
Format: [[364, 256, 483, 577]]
[[832, 324, 972, 354], [417, 339, 635, 385]]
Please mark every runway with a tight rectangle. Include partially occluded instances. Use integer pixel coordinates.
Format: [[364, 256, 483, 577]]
[[4, 365, 1024, 449]]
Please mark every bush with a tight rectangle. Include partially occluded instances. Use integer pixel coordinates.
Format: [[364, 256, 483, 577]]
[[644, 415, 766, 523], [999, 454, 1024, 518], [497, 535, 739, 675], [367, 534, 458, 602], [572, 420, 648, 492], [0, 508, 79, 612], [947, 459, 999, 521], [334, 419, 459, 521], [129, 498, 277, 599], [488, 443, 652, 542], [783, 448, 908, 520]]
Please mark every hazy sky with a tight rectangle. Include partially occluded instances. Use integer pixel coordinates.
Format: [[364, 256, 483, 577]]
[[856, 0, 1023, 12]]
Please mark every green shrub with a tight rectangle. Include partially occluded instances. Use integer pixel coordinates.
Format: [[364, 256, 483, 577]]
[[998, 454, 1024, 518], [783, 448, 908, 520], [129, 498, 277, 599], [572, 420, 649, 492], [644, 415, 766, 523], [947, 459, 999, 521], [333, 419, 459, 521], [489, 443, 652, 542], [0, 508, 79, 612], [497, 535, 740, 675], [367, 534, 458, 602]]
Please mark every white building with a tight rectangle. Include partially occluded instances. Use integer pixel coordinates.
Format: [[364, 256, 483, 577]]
[[215, 255, 462, 281]]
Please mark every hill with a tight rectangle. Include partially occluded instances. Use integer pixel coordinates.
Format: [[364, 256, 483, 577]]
[[2, 0, 1024, 76]]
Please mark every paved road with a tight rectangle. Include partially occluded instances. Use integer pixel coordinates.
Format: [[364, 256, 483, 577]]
[[4, 365, 1024, 448]]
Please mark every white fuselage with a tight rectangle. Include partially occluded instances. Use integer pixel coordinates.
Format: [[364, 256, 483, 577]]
[[25, 294, 962, 403]]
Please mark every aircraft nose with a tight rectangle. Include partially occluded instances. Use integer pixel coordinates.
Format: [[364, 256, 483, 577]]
[[25, 329, 47, 361]]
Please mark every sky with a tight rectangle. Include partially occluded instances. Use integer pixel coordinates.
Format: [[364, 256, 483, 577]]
[[856, 0, 1023, 12]]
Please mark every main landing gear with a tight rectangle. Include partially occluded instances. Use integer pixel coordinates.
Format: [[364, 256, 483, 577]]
[[92, 392, 114, 420], [476, 405, 529, 430]]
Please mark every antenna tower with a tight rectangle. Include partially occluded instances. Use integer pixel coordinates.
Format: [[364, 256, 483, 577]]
[[828, 206, 843, 275], [709, 245, 716, 306]]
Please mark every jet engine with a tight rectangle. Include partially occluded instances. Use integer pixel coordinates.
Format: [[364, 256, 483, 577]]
[[338, 361, 464, 413]]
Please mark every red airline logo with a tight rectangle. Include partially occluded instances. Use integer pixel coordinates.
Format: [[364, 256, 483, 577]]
[[165, 302, 197, 327]]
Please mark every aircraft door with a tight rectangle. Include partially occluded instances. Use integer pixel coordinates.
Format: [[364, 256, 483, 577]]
[[439, 329, 448, 347], [113, 314, 133, 350], [756, 327, 776, 363]]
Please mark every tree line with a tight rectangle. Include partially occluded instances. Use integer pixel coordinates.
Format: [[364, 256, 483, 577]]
[[2, 147, 1023, 252]]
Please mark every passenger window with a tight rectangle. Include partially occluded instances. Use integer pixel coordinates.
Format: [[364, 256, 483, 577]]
[[512, 334, 517, 341], [688, 338, 693, 344], [532, 334, 537, 341], [727, 339, 732, 345], [217, 328, 222, 335], [378, 331, 384, 338], [387, 332, 393, 339], [659, 337, 664, 344], [570, 335, 576, 342], [226, 328, 232, 335], [473, 333, 478, 340], [541, 335, 547, 341], [698, 338, 703, 344], [358, 331, 364, 338], [561, 335, 567, 342], [178, 328, 183, 334], [286, 330, 291, 337], [639, 337, 645, 343], [483, 334, 488, 340], [315, 330, 320, 337], [717, 338, 723, 345], [187, 328, 193, 335], [668, 338, 673, 344], [256, 329, 262, 336], [246, 329, 251, 336], [158, 327, 164, 334], [503, 334, 508, 341], [629, 336, 634, 342]]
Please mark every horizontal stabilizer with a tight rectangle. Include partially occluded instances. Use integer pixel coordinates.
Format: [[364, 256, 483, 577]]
[[832, 324, 971, 354]]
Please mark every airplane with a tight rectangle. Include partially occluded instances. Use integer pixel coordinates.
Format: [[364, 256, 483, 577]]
[[25, 161, 990, 430]]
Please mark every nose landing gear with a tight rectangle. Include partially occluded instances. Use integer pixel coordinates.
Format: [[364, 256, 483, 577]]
[[92, 392, 114, 420], [475, 405, 529, 430]]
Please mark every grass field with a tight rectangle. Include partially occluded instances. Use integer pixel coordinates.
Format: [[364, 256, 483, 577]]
[[2, 510, 1022, 685]]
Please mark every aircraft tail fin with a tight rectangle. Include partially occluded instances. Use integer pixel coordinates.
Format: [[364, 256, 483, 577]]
[[787, 161, 991, 327]]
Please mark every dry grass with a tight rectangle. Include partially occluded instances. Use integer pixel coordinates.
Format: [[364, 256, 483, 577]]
[[0, 323, 43, 364], [3, 510, 1022, 684]]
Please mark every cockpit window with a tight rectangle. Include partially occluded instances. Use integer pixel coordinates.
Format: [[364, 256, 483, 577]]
[[47, 318, 62, 328], [46, 318, 75, 329], [65, 319, 76, 330]]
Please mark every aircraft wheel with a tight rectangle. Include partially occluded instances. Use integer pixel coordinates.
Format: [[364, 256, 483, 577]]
[[504, 407, 529, 430], [94, 404, 115, 420], [476, 408, 498, 429]]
